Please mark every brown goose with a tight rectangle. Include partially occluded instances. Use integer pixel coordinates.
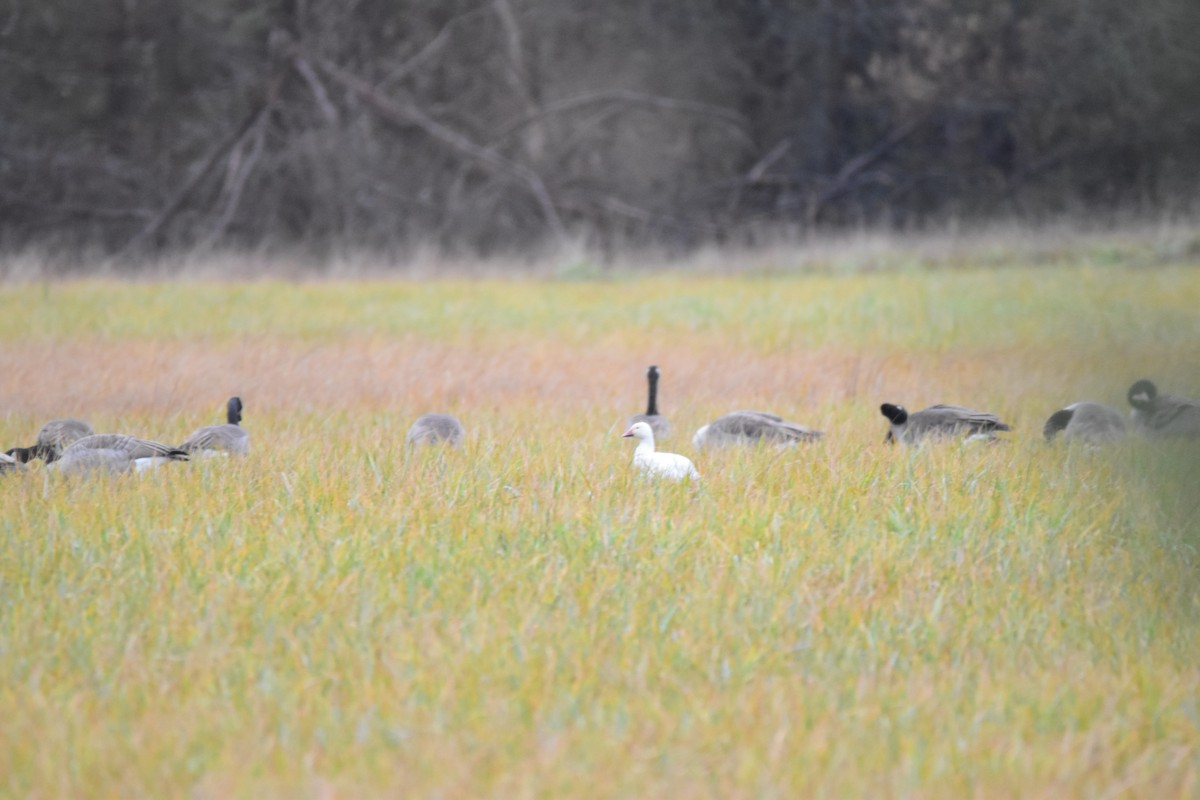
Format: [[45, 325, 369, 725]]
[[1127, 379, 1200, 438], [629, 365, 671, 440], [179, 397, 249, 456], [6, 418, 94, 463], [1043, 402, 1127, 443], [692, 410, 823, 449], [406, 413, 465, 446], [52, 434, 189, 477], [880, 403, 1011, 445]]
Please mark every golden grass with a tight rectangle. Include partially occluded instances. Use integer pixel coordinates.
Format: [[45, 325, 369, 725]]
[[1, 259, 1199, 797]]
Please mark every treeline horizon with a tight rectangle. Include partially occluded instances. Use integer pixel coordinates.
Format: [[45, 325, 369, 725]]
[[3, 0, 1198, 259]]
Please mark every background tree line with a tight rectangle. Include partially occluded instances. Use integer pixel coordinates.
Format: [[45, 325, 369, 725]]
[[2, 0, 1197, 257]]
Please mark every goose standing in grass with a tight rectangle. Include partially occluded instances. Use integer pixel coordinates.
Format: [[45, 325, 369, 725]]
[[52, 434, 189, 476], [180, 396, 250, 456], [406, 413, 465, 446], [622, 421, 699, 481], [1043, 402, 1127, 443], [693, 410, 823, 449], [6, 418, 94, 463], [880, 403, 1011, 445], [629, 365, 671, 440], [1127, 379, 1200, 438]]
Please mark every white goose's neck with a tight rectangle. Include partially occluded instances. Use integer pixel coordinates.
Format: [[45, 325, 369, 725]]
[[634, 438, 656, 458]]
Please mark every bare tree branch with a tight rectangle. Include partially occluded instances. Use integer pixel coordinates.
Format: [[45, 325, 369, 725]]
[[116, 69, 285, 255], [491, 89, 749, 146], [292, 56, 340, 124], [305, 47, 567, 241], [0, 190, 152, 221], [201, 109, 270, 247], [809, 116, 927, 222]]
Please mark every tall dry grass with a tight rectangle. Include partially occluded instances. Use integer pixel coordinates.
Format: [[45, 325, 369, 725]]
[[0, 255, 1198, 797]]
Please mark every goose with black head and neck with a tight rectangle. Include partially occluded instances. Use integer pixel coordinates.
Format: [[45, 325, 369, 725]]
[[1127, 379, 1200, 438], [629, 365, 671, 440], [880, 402, 1011, 445]]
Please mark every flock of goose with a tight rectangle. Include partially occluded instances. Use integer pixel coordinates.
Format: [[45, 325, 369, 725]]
[[617, 369, 1200, 482], [1, 371, 1196, 483], [0, 397, 247, 477]]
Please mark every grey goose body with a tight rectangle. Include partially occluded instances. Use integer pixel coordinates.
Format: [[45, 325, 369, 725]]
[[406, 413, 465, 446], [693, 410, 823, 449], [1043, 402, 1127, 443], [6, 418, 94, 463], [52, 434, 189, 476], [881, 403, 1011, 444], [629, 365, 671, 440], [1127, 379, 1200, 438], [180, 397, 249, 456]]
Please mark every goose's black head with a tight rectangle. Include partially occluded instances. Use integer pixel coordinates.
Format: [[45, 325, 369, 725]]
[[6, 444, 53, 463], [227, 396, 244, 425], [880, 403, 908, 425], [1042, 408, 1076, 442], [1127, 379, 1157, 411], [647, 365, 660, 383]]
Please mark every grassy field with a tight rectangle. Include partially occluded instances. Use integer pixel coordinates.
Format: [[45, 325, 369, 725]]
[[1, 251, 1199, 797]]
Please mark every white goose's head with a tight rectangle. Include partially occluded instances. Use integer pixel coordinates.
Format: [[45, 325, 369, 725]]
[[621, 421, 655, 443]]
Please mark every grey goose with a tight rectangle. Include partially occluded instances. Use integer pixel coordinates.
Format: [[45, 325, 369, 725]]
[[180, 396, 250, 456], [1127, 379, 1200, 438], [629, 365, 671, 440], [1043, 402, 1127, 443], [406, 413, 465, 446], [880, 403, 1011, 444], [6, 418, 94, 463], [693, 410, 823, 449], [52, 434, 189, 477]]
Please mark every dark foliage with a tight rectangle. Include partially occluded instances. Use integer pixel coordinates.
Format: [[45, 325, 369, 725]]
[[1, 0, 1197, 257]]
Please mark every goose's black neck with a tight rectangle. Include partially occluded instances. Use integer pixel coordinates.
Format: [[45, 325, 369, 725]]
[[1042, 408, 1075, 441], [7, 444, 54, 463], [227, 397, 243, 426], [646, 366, 660, 416]]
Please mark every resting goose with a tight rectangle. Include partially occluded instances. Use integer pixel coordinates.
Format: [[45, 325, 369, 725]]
[[6, 418, 94, 463], [629, 365, 671, 440], [52, 434, 189, 476], [1127, 379, 1200, 438], [880, 403, 1011, 445], [1043, 402, 1127, 443], [180, 396, 249, 456], [622, 421, 700, 481], [693, 410, 823, 449], [406, 413, 465, 446]]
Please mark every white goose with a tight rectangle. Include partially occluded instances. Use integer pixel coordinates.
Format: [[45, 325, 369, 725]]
[[621, 421, 700, 482]]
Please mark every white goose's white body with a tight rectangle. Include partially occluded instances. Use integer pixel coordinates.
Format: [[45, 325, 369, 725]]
[[622, 422, 699, 482]]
